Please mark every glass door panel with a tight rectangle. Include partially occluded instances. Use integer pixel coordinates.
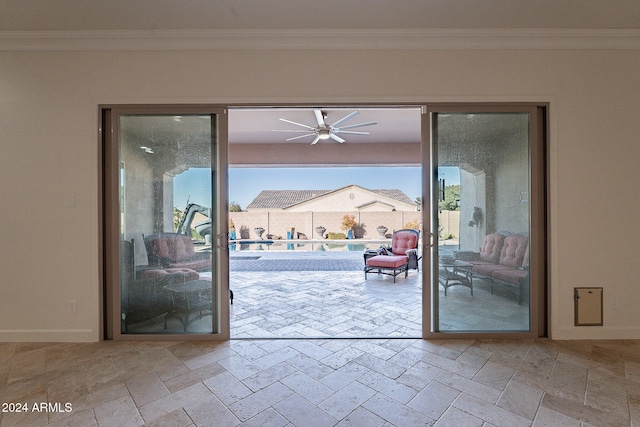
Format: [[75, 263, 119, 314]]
[[116, 112, 222, 335], [432, 111, 532, 333]]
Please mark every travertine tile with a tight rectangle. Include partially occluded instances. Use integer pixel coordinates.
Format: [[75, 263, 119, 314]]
[[433, 406, 483, 427], [0, 318, 637, 427], [422, 352, 480, 379], [436, 371, 501, 404], [397, 360, 443, 391], [585, 376, 629, 415], [335, 406, 387, 427], [93, 395, 143, 427], [240, 407, 290, 427], [363, 392, 436, 426], [280, 371, 335, 405], [138, 382, 214, 423], [496, 380, 544, 420], [125, 371, 169, 407], [472, 360, 515, 390], [541, 392, 630, 427], [183, 392, 240, 427], [357, 370, 417, 404], [408, 380, 460, 420], [318, 361, 368, 391], [274, 393, 338, 427], [531, 406, 581, 427], [453, 393, 531, 427], [143, 408, 193, 427], [162, 360, 225, 393], [228, 381, 293, 421], [318, 381, 376, 420], [241, 362, 298, 392], [203, 371, 253, 405]]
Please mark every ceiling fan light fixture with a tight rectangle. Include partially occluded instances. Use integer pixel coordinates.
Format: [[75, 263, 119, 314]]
[[317, 129, 331, 140], [274, 109, 377, 144]]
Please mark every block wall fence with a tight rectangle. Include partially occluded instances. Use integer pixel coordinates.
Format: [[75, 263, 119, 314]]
[[228, 210, 460, 240]]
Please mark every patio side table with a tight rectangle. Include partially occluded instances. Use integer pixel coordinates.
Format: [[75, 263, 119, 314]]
[[163, 279, 212, 332], [439, 260, 473, 296]]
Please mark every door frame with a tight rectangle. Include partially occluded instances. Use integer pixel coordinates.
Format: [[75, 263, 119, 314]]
[[422, 103, 548, 339], [100, 102, 547, 341], [101, 104, 230, 340]]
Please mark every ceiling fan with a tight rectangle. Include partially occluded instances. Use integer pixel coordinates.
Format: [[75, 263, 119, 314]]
[[273, 109, 377, 145]]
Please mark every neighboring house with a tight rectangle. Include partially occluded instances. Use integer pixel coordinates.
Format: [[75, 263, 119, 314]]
[[246, 184, 417, 212]]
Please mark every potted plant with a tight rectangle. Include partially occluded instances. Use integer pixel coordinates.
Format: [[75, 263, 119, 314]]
[[315, 225, 326, 238], [341, 214, 357, 239], [229, 218, 237, 240], [376, 225, 388, 237]]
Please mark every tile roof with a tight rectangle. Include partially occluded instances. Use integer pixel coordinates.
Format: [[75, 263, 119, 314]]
[[246, 185, 414, 209]]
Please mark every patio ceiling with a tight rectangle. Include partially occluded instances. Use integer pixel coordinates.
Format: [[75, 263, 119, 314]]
[[228, 106, 422, 167]]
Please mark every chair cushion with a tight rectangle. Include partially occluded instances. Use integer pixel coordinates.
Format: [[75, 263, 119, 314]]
[[367, 255, 408, 269], [391, 231, 419, 255], [472, 263, 512, 277], [499, 235, 529, 268], [479, 233, 506, 263], [148, 235, 195, 262], [492, 268, 528, 284], [139, 268, 200, 281]]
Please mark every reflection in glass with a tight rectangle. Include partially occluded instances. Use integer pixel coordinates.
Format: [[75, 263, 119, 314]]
[[435, 113, 530, 332], [119, 114, 216, 334]]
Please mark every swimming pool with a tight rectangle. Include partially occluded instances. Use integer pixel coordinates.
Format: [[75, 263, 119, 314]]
[[229, 239, 389, 252]]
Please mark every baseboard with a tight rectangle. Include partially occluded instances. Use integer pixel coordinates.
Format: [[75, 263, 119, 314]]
[[0, 329, 98, 342], [552, 327, 640, 340]]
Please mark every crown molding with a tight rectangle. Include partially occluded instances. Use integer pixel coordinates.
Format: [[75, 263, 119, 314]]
[[1, 28, 639, 52]]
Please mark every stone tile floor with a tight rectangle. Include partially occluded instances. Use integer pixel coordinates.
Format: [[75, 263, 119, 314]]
[[227, 248, 528, 338], [1, 338, 639, 426], [133, 249, 529, 337], [230, 270, 528, 338], [4, 250, 623, 426]]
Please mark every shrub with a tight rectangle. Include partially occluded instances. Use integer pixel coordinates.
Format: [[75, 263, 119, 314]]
[[404, 220, 420, 230], [341, 214, 357, 231], [326, 232, 347, 240]]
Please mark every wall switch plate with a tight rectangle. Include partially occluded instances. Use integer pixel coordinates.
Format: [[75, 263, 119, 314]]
[[611, 296, 619, 309]]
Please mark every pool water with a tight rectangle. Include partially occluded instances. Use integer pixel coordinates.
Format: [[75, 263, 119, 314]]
[[229, 240, 387, 252]]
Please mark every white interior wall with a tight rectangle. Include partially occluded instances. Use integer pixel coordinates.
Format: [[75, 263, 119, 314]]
[[1, 48, 639, 341]]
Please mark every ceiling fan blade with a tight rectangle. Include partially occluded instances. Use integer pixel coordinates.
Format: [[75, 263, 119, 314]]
[[310, 135, 322, 145], [314, 110, 325, 127], [334, 121, 378, 131], [273, 129, 315, 133], [332, 130, 370, 135], [330, 134, 346, 143], [330, 111, 359, 128], [286, 133, 316, 141], [279, 118, 315, 130]]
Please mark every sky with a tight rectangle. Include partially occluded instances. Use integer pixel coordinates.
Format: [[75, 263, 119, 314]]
[[174, 166, 459, 210]]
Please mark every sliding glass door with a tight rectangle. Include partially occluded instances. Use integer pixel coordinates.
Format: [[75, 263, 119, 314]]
[[425, 105, 545, 337], [104, 106, 229, 338]]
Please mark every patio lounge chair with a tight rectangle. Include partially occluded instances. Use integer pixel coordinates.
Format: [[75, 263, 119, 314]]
[[143, 232, 211, 271], [121, 239, 199, 332], [364, 229, 420, 283]]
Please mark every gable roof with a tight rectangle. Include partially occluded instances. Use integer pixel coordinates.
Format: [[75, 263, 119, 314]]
[[246, 190, 332, 210], [355, 200, 397, 210], [246, 185, 414, 210]]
